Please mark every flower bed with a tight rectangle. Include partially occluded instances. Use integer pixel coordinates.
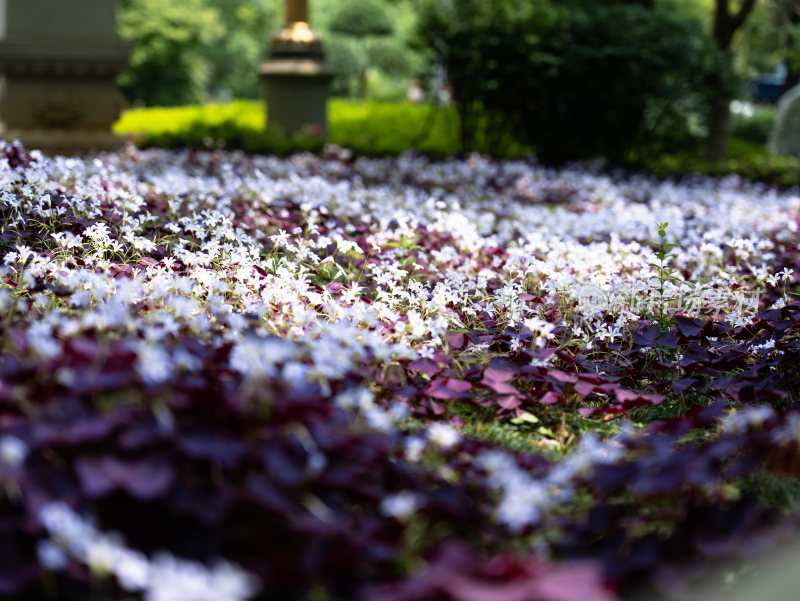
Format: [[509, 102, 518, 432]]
[[0, 140, 799, 600]]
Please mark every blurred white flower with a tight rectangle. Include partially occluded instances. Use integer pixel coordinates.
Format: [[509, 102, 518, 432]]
[[38, 503, 258, 601], [427, 422, 460, 448], [380, 491, 421, 520], [0, 435, 27, 468]]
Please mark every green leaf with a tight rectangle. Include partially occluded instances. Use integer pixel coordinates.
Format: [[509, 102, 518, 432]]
[[510, 412, 540, 425]]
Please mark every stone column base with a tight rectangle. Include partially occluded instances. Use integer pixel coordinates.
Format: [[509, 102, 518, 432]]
[[0, 127, 126, 156], [260, 58, 334, 137], [0, 38, 129, 155]]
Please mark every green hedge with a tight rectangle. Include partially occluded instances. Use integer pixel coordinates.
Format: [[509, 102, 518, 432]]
[[644, 138, 800, 187], [731, 104, 776, 145], [114, 99, 464, 157]]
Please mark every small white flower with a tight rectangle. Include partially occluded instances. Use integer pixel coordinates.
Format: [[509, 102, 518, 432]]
[[0, 434, 27, 468], [136, 343, 174, 385], [722, 406, 774, 434], [427, 422, 460, 449], [405, 436, 426, 462], [364, 406, 393, 432], [380, 491, 421, 520], [37, 540, 69, 570], [416, 345, 435, 359]]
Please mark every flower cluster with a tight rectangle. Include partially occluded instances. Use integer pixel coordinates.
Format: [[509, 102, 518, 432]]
[[0, 140, 799, 600]]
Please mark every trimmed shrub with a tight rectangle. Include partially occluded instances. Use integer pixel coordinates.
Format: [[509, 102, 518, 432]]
[[114, 100, 463, 157]]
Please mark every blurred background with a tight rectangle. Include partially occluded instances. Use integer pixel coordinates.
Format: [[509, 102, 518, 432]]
[[118, 0, 423, 106], [116, 0, 800, 107], [113, 0, 800, 180]]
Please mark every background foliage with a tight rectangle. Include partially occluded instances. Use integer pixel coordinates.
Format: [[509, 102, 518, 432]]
[[117, 0, 423, 106], [114, 100, 800, 188], [114, 0, 798, 166], [118, 0, 226, 106], [417, 0, 716, 160]]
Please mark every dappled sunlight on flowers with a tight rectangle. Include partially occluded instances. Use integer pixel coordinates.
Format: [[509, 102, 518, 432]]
[[0, 140, 799, 600]]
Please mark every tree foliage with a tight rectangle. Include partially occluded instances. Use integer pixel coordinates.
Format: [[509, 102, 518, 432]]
[[118, 0, 225, 106], [329, 0, 394, 37], [328, 0, 411, 98], [418, 0, 714, 160], [118, 0, 279, 106], [205, 0, 279, 99], [739, 0, 800, 86], [117, 0, 419, 105], [705, 0, 760, 160]]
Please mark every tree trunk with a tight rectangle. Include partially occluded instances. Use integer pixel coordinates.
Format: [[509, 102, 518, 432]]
[[707, 77, 732, 161], [783, 6, 800, 94], [706, 0, 759, 160], [357, 66, 368, 99], [784, 68, 800, 95]]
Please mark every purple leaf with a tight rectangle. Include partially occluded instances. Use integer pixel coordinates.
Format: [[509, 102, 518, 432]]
[[408, 359, 443, 377], [482, 367, 515, 383], [540, 391, 564, 405], [674, 316, 704, 338], [497, 395, 522, 410], [549, 370, 579, 384], [75, 456, 173, 500], [672, 378, 698, 395], [446, 332, 466, 349]]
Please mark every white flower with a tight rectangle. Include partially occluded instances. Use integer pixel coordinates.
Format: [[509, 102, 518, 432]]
[[147, 554, 258, 601], [427, 422, 460, 448], [136, 343, 174, 385], [114, 548, 151, 590], [334, 387, 374, 411], [38, 503, 259, 601], [37, 540, 69, 570], [0, 435, 27, 468], [380, 491, 421, 520], [229, 338, 295, 378], [404, 436, 426, 462], [721, 406, 774, 434], [495, 481, 548, 532], [364, 406, 394, 432]]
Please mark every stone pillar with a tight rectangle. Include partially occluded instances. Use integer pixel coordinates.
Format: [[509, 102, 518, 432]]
[[259, 0, 333, 137], [0, 0, 129, 155], [768, 84, 800, 157]]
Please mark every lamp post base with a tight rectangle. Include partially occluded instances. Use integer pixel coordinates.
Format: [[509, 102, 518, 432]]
[[259, 58, 334, 137]]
